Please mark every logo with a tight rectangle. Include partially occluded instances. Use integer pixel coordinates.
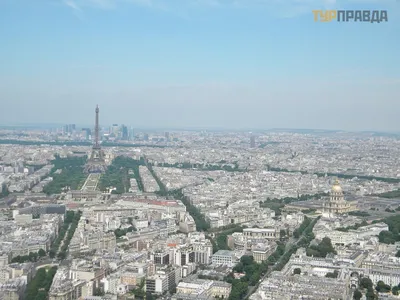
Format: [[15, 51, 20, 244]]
[[312, 10, 388, 23]]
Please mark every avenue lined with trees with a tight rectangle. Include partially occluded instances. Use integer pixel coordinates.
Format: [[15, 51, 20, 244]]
[[25, 266, 58, 300], [49, 210, 80, 259], [225, 255, 268, 300], [58, 210, 81, 259]]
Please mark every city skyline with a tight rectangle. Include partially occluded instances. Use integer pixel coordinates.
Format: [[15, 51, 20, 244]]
[[0, 0, 399, 131]]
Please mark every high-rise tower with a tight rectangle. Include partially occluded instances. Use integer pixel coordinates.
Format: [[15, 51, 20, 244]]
[[250, 135, 256, 148], [84, 105, 106, 173]]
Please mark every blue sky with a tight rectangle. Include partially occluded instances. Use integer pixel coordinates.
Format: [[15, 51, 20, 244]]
[[0, 0, 399, 130]]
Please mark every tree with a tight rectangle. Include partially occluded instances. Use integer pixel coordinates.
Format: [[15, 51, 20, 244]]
[[38, 249, 46, 257], [375, 280, 391, 293], [35, 291, 47, 300], [94, 288, 105, 296], [353, 289, 362, 300], [360, 277, 373, 290], [29, 251, 38, 262], [396, 250, 400, 257], [293, 268, 301, 275], [366, 287, 377, 300], [306, 237, 336, 258], [240, 255, 254, 266], [57, 252, 66, 260], [25, 266, 57, 299], [392, 286, 399, 295], [325, 270, 338, 278]]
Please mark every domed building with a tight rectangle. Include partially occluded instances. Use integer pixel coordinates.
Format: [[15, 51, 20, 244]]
[[322, 180, 357, 218]]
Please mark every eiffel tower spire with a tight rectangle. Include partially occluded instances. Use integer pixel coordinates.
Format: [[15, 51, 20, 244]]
[[84, 105, 106, 173]]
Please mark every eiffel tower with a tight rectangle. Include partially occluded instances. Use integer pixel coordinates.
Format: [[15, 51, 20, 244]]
[[84, 105, 106, 173]]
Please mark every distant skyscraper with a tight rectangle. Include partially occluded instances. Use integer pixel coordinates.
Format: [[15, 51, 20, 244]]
[[121, 125, 128, 140], [111, 124, 119, 137], [250, 135, 256, 148], [63, 124, 76, 134], [129, 127, 135, 141], [143, 133, 149, 141], [82, 128, 91, 140], [165, 132, 170, 141]]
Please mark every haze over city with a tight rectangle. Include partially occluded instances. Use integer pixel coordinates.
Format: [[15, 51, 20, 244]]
[[1, 0, 399, 131]]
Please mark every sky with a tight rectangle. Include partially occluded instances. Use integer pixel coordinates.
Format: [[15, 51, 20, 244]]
[[0, 0, 399, 131]]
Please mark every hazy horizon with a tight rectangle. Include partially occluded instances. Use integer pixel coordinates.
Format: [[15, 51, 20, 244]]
[[1, 0, 399, 131], [1, 122, 400, 134]]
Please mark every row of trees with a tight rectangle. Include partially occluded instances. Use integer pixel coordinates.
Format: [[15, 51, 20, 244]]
[[293, 217, 312, 238], [353, 279, 400, 299], [158, 161, 242, 172], [58, 211, 82, 259], [296, 218, 318, 249], [336, 220, 369, 232], [275, 244, 300, 272], [260, 193, 328, 216], [214, 226, 246, 252], [25, 266, 58, 300], [267, 166, 307, 174], [99, 156, 145, 193], [49, 211, 77, 258], [267, 241, 287, 268], [147, 162, 168, 196], [11, 249, 46, 263], [375, 189, 400, 198], [43, 155, 87, 195], [225, 256, 268, 300], [167, 188, 210, 231], [264, 218, 317, 271], [276, 217, 319, 271], [266, 166, 400, 183], [150, 159, 218, 231], [207, 223, 244, 233], [348, 211, 370, 217], [314, 172, 400, 183]]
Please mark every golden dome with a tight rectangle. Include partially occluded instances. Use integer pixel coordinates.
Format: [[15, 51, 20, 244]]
[[331, 179, 342, 193]]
